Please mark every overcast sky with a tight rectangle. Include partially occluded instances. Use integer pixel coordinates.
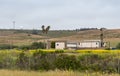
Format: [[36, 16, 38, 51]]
[[0, 0, 120, 30]]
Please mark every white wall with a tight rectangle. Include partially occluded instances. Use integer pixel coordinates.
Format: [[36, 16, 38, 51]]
[[55, 41, 102, 49], [67, 43, 77, 48], [78, 42, 101, 48], [55, 42, 65, 49]]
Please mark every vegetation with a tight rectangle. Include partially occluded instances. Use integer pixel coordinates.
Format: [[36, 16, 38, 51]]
[[0, 49, 119, 74], [0, 29, 120, 75], [51, 41, 55, 48], [0, 42, 45, 50], [0, 44, 17, 49], [116, 43, 120, 49], [0, 29, 120, 47], [0, 70, 120, 76]]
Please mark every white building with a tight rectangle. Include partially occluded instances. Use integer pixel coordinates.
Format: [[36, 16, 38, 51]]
[[55, 40, 105, 49], [77, 40, 101, 49], [67, 42, 78, 50], [55, 41, 66, 49]]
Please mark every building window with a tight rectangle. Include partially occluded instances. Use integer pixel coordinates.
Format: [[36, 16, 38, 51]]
[[57, 44, 59, 46]]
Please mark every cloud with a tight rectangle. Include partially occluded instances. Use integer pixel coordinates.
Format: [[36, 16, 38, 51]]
[[0, 0, 120, 29]]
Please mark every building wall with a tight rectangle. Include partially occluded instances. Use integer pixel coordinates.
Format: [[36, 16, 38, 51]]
[[78, 41, 101, 48], [55, 42, 65, 49], [67, 43, 77, 48], [55, 40, 102, 49]]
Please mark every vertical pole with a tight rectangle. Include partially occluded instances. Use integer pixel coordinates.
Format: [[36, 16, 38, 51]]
[[109, 42, 110, 49], [100, 28, 104, 48], [13, 21, 15, 29]]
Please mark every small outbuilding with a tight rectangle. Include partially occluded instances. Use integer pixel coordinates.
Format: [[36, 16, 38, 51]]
[[55, 41, 66, 49], [55, 40, 106, 50]]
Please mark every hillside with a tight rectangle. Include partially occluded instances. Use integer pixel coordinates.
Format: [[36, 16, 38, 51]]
[[50, 29, 120, 47], [0, 29, 120, 47]]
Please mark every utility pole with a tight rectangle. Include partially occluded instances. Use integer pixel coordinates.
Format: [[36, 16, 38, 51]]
[[100, 28, 104, 47], [11, 21, 15, 49], [13, 21, 15, 29]]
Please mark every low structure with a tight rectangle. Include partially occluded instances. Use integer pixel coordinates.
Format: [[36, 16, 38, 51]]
[[55, 41, 66, 49], [55, 40, 106, 50], [78, 40, 102, 49]]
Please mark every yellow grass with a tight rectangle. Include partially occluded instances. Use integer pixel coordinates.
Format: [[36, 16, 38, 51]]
[[0, 70, 119, 76], [76, 49, 120, 54], [0, 49, 120, 55]]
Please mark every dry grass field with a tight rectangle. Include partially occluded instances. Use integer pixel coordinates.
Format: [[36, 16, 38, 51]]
[[0, 70, 119, 76], [0, 29, 120, 47]]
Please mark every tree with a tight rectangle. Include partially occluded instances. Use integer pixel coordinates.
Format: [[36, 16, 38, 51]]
[[45, 26, 50, 34], [41, 25, 45, 33], [41, 25, 50, 34], [51, 41, 55, 48], [41, 25, 51, 49]]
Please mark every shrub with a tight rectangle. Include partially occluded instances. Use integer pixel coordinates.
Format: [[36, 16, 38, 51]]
[[18, 45, 30, 50], [55, 50, 64, 53], [0, 50, 119, 73], [0, 44, 17, 49], [30, 50, 50, 70], [31, 42, 45, 49], [0, 53, 17, 69], [51, 41, 55, 48], [54, 54, 79, 70], [116, 43, 120, 49], [18, 42, 45, 50], [78, 54, 102, 71], [16, 52, 30, 70]]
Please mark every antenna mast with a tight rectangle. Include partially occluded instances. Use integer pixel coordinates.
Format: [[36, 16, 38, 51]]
[[13, 21, 15, 29]]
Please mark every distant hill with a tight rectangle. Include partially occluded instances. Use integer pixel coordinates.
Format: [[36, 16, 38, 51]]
[[0, 29, 120, 47]]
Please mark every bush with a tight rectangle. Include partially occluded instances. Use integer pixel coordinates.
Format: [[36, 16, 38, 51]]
[[116, 43, 120, 49], [0, 44, 17, 49], [18, 42, 45, 50], [16, 52, 30, 70], [31, 42, 45, 49], [0, 53, 17, 69], [78, 54, 102, 71], [18, 45, 30, 50], [51, 41, 55, 48], [54, 54, 79, 70], [0, 50, 119, 73], [30, 50, 50, 70], [55, 50, 64, 53]]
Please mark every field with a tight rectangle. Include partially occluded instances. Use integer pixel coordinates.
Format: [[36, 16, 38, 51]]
[[0, 70, 119, 76], [0, 29, 120, 76], [0, 29, 120, 47], [0, 49, 119, 73]]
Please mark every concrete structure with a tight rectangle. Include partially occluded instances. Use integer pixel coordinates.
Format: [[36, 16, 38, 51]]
[[77, 40, 101, 49], [66, 42, 78, 50], [55, 40, 106, 49], [55, 41, 66, 49]]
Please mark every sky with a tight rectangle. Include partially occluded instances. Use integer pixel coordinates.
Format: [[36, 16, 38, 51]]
[[0, 0, 120, 30]]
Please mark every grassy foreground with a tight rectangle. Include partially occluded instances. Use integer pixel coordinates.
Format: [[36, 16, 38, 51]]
[[0, 70, 119, 76]]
